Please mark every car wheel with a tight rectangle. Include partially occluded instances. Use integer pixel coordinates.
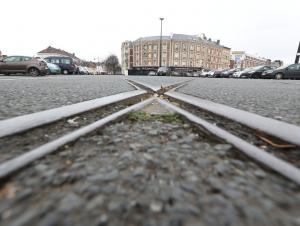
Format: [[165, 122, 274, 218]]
[[28, 67, 40, 76], [63, 70, 69, 75], [275, 73, 283, 80]]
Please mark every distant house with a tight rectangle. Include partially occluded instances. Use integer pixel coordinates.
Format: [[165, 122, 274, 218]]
[[37, 46, 81, 64], [37, 46, 97, 68]]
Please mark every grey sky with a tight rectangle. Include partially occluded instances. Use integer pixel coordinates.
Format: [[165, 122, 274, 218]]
[[1, 0, 299, 63]]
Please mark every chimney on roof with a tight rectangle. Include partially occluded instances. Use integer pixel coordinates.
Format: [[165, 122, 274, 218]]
[[217, 40, 220, 45]]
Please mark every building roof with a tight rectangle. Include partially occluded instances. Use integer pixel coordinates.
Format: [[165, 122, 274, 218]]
[[134, 34, 230, 49], [38, 46, 81, 61], [135, 36, 170, 41], [38, 46, 98, 68]]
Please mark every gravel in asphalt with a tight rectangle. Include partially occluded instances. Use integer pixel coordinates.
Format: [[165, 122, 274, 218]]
[[0, 95, 146, 164], [0, 112, 299, 226], [0, 75, 134, 120], [178, 78, 300, 126]]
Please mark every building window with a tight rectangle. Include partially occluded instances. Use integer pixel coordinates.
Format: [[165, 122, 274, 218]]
[[182, 43, 186, 51], [153, 53, 157, 58], [190, 45, 194, 51], [175, 43, 179, 51], [174, 53, 179, 58], [163, 44, 167, 50], [153, 45, 157, 50]]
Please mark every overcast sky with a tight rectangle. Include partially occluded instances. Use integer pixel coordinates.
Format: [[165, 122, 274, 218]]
[[0, 0, 299, 63]]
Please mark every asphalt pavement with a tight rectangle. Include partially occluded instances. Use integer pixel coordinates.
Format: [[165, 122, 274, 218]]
[[1, 75, 300, 127], [0, 75, 134, 120], [178, 78, 300, 126]]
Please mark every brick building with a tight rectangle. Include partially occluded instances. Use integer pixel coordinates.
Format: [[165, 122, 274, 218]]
[[121, 34, 231, 74], [231, 51, 269, 69]]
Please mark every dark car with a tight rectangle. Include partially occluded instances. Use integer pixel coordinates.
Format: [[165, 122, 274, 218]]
[[44, 56, 76, 75], [157, 67, 171, 76], [213, 69, 228, 78], [240, 66, 275, 79], [221, 68, 240, 78], [271, 64, 300, 79], [0, 56, 48, 76], [261, 67, 279, 79]]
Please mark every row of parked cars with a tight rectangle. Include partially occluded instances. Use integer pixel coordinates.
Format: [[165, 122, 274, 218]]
[[0, 55, 97, 76], [153, 64, 300, 79], [211, 64, 300, 79]]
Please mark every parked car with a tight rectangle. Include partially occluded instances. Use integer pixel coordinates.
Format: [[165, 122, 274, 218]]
[[271, 64, 300, 79], [239, 67, 257, 78], [77, 66, 89, 75], [240, 66, 276, 79], [157, 67, 171, 76], [207, 70, 215, 77], [46, 63, 61, 74], [44, 56, 76, 75], [221, 68, 241, 78], [184, 72, 193, 77], [213, 69, 228, 78], [261, 67, 279, 79], [0, 56, 48, 76], [192, 71, 201, 77], [171, 71, 181, 76], [199, 69, 210, 77], [148, 71, 156, 76], [232, 68, 245, 78]]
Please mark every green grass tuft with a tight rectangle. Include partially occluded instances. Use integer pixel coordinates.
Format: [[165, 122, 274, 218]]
[[128, 111, 183, 124]]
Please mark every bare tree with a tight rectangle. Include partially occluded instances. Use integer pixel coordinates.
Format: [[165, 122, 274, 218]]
[[103, 55, 121, 75]]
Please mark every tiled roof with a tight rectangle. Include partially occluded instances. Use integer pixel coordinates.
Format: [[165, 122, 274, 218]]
[[38, 46, 81, 61], [134, 34, 230, 49]]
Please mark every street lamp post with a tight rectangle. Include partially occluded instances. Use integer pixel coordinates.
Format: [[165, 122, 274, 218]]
[[295, 41, 300, 64], [159, 17, 164, 67]]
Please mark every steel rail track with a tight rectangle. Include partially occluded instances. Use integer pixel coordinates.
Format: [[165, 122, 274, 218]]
[[1, 79, 300, 186], [127, 81, 300, 185], [0, 90, 146, 138], [165, 91, 300, 147], [126, 79, 193, 93], [0, 97, 155, 179], [156, 98, 300, 185]]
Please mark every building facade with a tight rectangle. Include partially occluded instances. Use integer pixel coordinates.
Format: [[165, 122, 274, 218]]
[[121, 34, 231, 74], [37, 46, 81, 63], [231, 51, 269, 69]]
